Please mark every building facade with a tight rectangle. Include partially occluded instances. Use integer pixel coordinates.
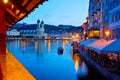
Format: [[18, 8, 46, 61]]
[[36, 20, 45, 37], [88, 0, 102, 39], [88, 0, 120, 40], [100, 0, 109, 38], [6, 29, 20, 36], [20, 20, 45, 37], [109, 0, 120, 39]]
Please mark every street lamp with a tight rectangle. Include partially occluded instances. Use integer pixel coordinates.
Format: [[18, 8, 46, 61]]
[[3, 0, 8, 4], [105, 30, 110, 41]]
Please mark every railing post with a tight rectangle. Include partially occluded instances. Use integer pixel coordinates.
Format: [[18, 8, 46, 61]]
[[0, 2, 6, 54]]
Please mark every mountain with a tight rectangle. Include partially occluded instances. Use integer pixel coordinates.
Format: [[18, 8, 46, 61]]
[[9, 23, 82, 33]]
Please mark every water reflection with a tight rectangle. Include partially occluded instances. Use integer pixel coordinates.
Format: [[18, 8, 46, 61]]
[[21, 40, 27, 53], [37, 40, 45, 60], [35, 40, 38, 52], [72, 53, 88, 79], [47, 40, 51, 52], [44, 40, 47, 48], [7, 39, 97, 80], [62, 40, 69, 48]]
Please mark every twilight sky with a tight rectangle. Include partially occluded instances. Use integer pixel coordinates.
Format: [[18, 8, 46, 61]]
[[19, 0, 89, 26]]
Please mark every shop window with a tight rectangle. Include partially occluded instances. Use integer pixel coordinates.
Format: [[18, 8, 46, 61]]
[[119, 12, 120, 20]]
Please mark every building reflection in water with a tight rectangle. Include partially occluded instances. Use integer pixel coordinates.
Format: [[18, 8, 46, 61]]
[[21, 40, 27, 54], [72, 53, 88, 78], [47, 40, 51, 52], [35, 40, 38, 52], [62, 40, 69, 48], [35, 40, 45, 60], [14, 40, 20, 49], [44, 40, 47, 48]]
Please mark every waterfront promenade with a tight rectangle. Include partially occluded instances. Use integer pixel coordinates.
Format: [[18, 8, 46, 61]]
[[79, 50, 120, 80], [0, 49, 35, 80], [72, 40, 120, 80]]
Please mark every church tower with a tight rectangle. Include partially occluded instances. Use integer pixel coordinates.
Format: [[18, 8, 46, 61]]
[[36, 19, 45, 38], [39, 20, 45, 37], [36, 19, 40, 37]]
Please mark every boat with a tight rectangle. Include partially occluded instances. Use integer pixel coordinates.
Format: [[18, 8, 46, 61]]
[[57, 47, 64, 54]]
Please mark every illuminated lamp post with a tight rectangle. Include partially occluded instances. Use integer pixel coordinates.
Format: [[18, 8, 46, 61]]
[[3, 0, 8, 4], [105, 30, 110, 41], [82, 23, 87, 40]]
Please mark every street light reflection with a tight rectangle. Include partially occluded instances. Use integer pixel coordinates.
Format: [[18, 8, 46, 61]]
[[72, 53, 80, 72], [21, 40, 26, 53], [35, 41, 38, 52], [48, 40, 51, 52], [72, 53, 88, 78]]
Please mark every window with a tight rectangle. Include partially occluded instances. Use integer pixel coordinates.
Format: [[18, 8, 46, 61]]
[[112, 14, 115, 22], [115, 13, 118, 21], [116, 0, 119, 6], [28, 32, 30, 34], [119, 12, 120, 20], [110, 2, 112, 10]]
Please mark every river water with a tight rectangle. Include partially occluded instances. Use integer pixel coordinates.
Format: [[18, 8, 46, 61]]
[[6, 39, 104, 80]]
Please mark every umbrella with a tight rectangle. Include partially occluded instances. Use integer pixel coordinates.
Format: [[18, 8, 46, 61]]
[[100, 39, 120, 53], [79, 39, 97, 47], [90, 39, 115, 54]]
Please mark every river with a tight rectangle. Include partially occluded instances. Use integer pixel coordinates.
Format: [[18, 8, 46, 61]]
[[6, 39, 104, 80]]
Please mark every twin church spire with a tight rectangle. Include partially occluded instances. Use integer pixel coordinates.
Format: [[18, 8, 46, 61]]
[[37, 19, 45, 37]]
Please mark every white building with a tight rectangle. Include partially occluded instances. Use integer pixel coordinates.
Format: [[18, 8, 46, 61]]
[[6, 29, 20, 36], [20, 19, 45, 37]]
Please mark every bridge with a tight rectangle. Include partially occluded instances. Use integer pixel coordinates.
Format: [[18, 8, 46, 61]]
[[0, 0, 47, 53]]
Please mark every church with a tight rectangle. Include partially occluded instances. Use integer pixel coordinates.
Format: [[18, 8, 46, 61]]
[[20, 19, 45, 37]]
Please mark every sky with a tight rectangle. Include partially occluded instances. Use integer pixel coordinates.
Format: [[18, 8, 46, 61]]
[[19, 0, 89, 26]]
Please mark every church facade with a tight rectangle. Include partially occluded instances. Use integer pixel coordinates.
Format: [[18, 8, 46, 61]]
[[36, 20, 45, 37], [20, 20, 45, 37]]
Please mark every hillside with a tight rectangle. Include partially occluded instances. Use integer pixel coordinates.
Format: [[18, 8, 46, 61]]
[[9, 23, 82, 33]]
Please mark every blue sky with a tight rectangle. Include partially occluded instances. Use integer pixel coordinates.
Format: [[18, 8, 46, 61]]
[[19, 0, 89, 26]]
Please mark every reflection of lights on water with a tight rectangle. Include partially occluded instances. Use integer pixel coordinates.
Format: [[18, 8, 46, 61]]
[[44, 40, 47, 48], [35, 41, 38, 52], [75, 60, 79, 72], [14, 40, 20, 49], [48, 40, 51, 52], [21, 41, 26, 52], [72, 53, 88, 76], [62, 40, 69, 48], [72, 53, 80, 72], [81, 62, 88, 76], [62, 41, 65, 48], [81, 62, 85, 69]]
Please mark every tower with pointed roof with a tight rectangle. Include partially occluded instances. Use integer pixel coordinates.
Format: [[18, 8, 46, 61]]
[[36, 19, 45, 37]]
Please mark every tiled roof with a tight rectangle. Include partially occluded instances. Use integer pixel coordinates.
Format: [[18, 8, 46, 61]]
[[20, 24, 37, 30]]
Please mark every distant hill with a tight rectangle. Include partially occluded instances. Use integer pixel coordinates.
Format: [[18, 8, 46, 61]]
[[9, 23, 82, 33]]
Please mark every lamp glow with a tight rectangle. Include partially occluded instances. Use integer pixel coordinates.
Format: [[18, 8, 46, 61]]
[[75, 34, 79, 38], [3, 0, 8, 4], [105, 31, 110, 37], [83, 31, 86, 35]]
